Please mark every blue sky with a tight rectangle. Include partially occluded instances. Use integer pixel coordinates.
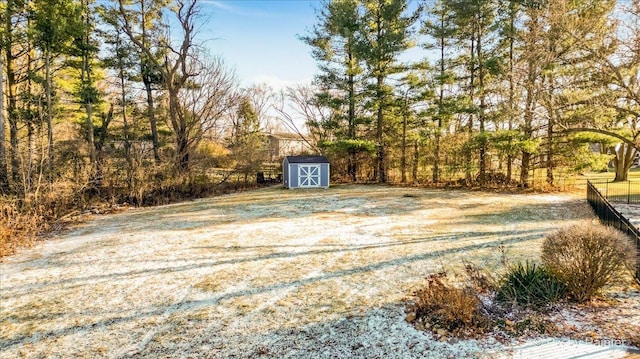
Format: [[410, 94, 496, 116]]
[[199, 0, 319, 89]]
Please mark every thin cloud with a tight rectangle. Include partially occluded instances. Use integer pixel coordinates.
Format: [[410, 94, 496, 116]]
[[249, 75, 312, 92], [203, 0, 280, 18]]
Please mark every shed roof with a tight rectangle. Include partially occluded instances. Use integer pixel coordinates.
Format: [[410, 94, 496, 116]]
[[285, 155, 330, 164]]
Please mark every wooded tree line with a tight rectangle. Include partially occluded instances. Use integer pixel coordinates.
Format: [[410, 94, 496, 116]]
[[1, 0, 640, 208], [303, 0, 640, 185], [0, 0, 281, 204]]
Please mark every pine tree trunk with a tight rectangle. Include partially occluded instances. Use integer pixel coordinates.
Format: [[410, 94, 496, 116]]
[[27, 123, 34, 189], [544, 70, 555, 186], [465, 36, 475, 185], [46, 50, 54, 182], [376, 74, 386, 183], [433, 27, 445, 184], [401, 109, 407, 183], [6, 53, 20, 186], [520, 59, 537, 188], [3, 0, 18, 190], [477, 29, 487, 185], [81, 37, 97, 186], [120, 64, 133, 190], [348, 71, 357, 182], [85, 103, 96, 175], [506, 2, 516, 183], [413, 139, 419, 183], [546, 119, 554, 186], [433, 128, 440, 183]]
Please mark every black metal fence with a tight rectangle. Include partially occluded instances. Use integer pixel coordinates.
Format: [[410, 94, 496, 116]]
[[587, 180, 640, 282], [589, 180, 640, 204]]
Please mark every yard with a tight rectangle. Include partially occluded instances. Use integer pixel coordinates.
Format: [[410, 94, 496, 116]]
[[1, 185, 638, 358]]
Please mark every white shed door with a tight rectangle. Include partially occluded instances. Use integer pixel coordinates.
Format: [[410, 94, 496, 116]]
[[298, 165, 321, 187]]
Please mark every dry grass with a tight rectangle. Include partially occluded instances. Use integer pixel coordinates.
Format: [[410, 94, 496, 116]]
[[0, 200, 41, 257], [2, 185, 636, 358], [409, 272, 489, 338], [0, 178, 260, 257]]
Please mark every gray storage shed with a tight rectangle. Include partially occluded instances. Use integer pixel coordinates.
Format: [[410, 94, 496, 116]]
[[283, 156, 330, 189]]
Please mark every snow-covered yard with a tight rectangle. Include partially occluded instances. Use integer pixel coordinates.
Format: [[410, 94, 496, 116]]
[[1, 185, 638, 358]]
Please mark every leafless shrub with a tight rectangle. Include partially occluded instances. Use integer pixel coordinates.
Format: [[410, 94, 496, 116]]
[[0, 198, 44, 257], [408, 272, 489, 338], [542, 221, 638, 302]]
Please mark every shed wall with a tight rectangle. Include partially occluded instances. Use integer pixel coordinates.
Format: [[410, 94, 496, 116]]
[[321, 163, 330, 187], [286, 163, 329, 189]]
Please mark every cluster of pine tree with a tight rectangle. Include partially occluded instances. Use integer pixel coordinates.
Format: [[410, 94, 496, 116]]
[[303, 0, 640, 186]]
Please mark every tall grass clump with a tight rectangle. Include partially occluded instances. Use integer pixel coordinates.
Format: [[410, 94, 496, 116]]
[[496, 261, 566, 308], [542, 221, 638, 302]]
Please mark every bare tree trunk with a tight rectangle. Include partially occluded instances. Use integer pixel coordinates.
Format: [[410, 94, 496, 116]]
[[0, 53, 8, 191], [144, 83, 161, 163], [168, 88, 189, 173], [95, 104, 113, 187]]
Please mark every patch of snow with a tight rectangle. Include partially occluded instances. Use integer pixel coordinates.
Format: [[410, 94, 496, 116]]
[[0, 185, 636, 358]]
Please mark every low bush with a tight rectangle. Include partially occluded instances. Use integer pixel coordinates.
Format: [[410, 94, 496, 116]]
[[542, 221, 638, 302], [496, 261, 566, 308], [1, 176, 262, 257], [0, 199, 42, 257], [409, 272, 488, 337]]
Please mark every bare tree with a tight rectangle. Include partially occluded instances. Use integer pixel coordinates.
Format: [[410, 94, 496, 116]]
[[273, 84, 329, 152], [118, 0, 203, 172], [243, 83, 277, 132], [180, 55, 238, 157]]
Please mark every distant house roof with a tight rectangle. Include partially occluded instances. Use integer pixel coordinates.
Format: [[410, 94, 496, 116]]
[[285, 155, 330, 164], [267, 133, 306, 141]]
